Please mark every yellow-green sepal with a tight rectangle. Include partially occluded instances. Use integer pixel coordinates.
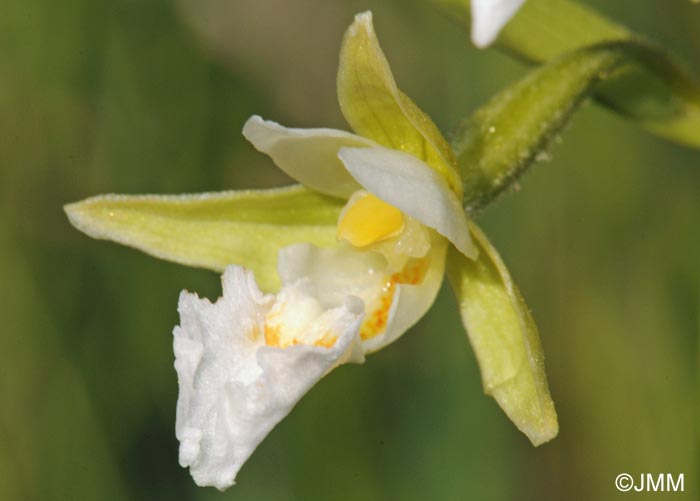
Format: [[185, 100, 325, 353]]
[[337, 11, 463, 197], [446, 221, 558, 446], [64, 185, 344, 292]]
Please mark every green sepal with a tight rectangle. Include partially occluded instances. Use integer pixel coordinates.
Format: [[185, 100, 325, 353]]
[[451, 41, 700, 213], [433, 0, 700, 149], [446, 222, 558, 446], [64, 185, 344, 292], [337, 12, 463, 196]]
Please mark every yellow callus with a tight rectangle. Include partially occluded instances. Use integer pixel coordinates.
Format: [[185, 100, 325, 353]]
[[337, 191, 404, 247]]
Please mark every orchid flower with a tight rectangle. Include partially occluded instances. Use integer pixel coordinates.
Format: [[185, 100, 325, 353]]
[[65, 11, 557, 491], [471, 0, 526, 47]]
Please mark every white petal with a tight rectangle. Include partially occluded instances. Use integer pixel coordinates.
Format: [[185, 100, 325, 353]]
[[278, 235, 447, 354], [174, 266, 363, 490], [471, 0, 526, 48], [338, 146, 477, 259], [242, 115, 375, 198]]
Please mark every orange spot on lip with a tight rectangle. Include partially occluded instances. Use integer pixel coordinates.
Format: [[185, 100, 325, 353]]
[[359, 258, 429, 340], [262, 258, 430, 347], [313, 332, 338, 348], [264, 323, 337, 349], [264, 324, 282, 347]]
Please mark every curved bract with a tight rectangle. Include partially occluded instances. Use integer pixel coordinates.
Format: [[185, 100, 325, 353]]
[[452, 41, 700, 213], [433, 0, 700, 150]]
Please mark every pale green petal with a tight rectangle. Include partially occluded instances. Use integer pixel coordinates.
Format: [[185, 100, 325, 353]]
[[338, 146, 477, 259], [446, 222, 558, 446], [337, 11, 463, 196], [242, 115, 371, 198], [64, 185, 344, 292]]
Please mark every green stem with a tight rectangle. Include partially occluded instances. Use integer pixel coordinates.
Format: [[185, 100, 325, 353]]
[[451, 41, 698, 213], [433, 0, 700, 150]]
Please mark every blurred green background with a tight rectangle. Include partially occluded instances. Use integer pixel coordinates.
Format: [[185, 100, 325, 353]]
[[1, 0, 698, 499]]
